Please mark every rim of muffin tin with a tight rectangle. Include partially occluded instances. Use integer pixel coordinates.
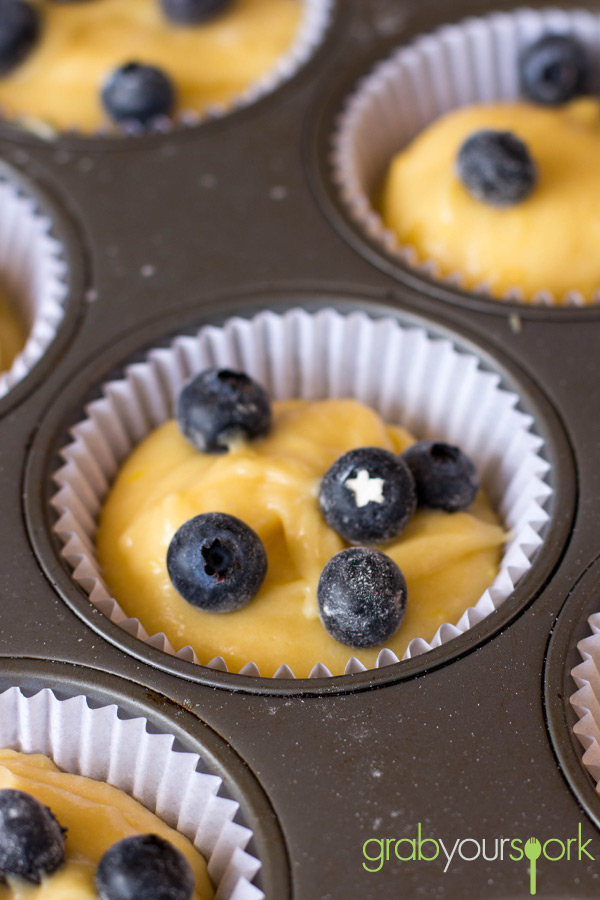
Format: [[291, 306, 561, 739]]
[[0, 158, 85, 414], [0, 656, 291, 899], [0, 0, 339, 152], [545, 556, 600, 833], [307, 2, 600, 320], [23, 291, 576, 696]]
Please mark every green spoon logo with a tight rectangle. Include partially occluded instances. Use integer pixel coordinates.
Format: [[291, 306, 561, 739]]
[[524, 837, 542, 894]]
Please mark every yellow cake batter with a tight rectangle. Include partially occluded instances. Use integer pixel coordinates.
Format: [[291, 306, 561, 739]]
[[0, 288, 25, 374], [381, 99, 600, 302], [97, 398, 506, 677], [0, 750, 213, 899], [0, 0, 302, 132]]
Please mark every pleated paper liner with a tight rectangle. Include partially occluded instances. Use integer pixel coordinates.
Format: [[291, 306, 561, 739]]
[[0, 686, 263, 899], [570, 614, 600, 790], [0, 172, 68, 399], [51, 307, 551, 678], [331, 6, 600, 306]]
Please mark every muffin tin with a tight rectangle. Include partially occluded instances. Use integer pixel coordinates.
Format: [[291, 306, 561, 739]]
[[1, 0, 600, 896]]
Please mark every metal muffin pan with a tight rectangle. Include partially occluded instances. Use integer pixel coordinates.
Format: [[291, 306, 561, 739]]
[[0, 0, 598, 896]]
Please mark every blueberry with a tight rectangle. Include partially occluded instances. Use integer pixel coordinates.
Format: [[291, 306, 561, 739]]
[[0, 0, 39, 76], [177, 369, 272, 454], [457, 130, 537, 206], [402, 441, 479, 512], [161, 0, 232, 25], [318, 447, 416, 544], [101, 63, 175, 126], [167, 512, 267, 612], [317, 547, 407, 648], [0, 790, 65, 884], [96, 834, 194, 900], [520, 35, 588, 106]]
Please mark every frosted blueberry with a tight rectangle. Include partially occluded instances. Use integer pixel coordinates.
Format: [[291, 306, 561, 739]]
[[177, 369, 272, 454], [96, 834, 194, 900], [317, 548, 407, 648], [402, 441, 479, 512], [0, 790, 65, 884], [319, 447, 416, 544]]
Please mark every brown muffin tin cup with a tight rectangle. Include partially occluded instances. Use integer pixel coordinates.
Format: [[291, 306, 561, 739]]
[[0, 658, 289, 900], [25, 294, 572, 693], [0, 159, 84, 412], [310, 4, 600, 316], [0, 0, 336, 147], [547, 557, 600, 833]]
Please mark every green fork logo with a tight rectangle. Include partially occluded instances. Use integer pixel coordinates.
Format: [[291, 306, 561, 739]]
[[524, 837, 542, 894], [361, 822, 594, 885]]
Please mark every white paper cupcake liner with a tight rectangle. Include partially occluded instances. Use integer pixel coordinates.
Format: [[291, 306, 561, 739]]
[[332, 6, 600, 306], [16, 0, 334, 139], [0, 685, 263, 899], [51, 307, 552, 679], [0, 173, 68, 398], [570, 614, 600, 789]]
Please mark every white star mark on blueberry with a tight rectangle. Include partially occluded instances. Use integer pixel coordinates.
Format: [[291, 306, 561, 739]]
[[344, 469, 385, 508]]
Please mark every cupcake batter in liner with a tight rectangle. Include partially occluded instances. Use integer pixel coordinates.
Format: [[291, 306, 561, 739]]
[[0, 686, 263, 899], [0, 0, 334, 137], [332, 6, 600, 306], [51, 308, 551, 678]]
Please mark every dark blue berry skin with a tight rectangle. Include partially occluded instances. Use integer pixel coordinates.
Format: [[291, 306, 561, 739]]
[[167, 512, 267, 612], [457, 130, 537, 206], [0, 0, 39, 76], [95, 834, 194, 900], [161, 0, 232, 24], [520, 34, 588, 106], [318, 447, 416, 544], [0, 790, 65, 884], [402, 441, 479, 512], [317, 547, 407, 648], [177, 369, 272, 454], [101, 63, 175, 126]]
